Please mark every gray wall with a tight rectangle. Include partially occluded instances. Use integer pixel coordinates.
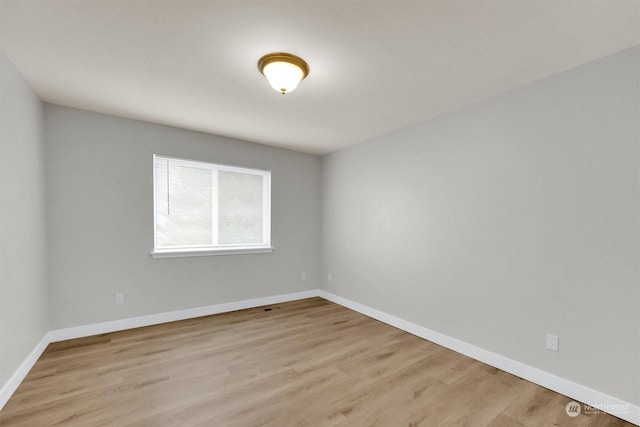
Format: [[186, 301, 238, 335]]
[[45, 105, 321, 329], [0, 53, 49, 388], [321, 47, 639, 404]]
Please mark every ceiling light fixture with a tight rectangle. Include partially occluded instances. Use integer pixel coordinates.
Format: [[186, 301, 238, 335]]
[[258, 52, 309, 95]]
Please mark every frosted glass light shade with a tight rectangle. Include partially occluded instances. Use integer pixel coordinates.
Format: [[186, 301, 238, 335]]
[[262, 61, 304, 94], [258, 52, 309, 95]]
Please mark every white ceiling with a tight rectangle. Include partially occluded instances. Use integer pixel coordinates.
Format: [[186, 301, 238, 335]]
[[1, 1, 638, 155]]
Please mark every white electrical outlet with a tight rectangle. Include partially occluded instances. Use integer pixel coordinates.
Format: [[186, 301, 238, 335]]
[[115, 292, 124, 304], [301, 272, 307, 281], [328, 274, 332, 282], [546, 334, 559, 351]]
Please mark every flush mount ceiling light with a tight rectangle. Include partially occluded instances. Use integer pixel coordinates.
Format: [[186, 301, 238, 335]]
[[258, 52, 309, 95]]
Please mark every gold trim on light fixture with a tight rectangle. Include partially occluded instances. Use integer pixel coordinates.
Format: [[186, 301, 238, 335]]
[[258, 52, 309, 95]]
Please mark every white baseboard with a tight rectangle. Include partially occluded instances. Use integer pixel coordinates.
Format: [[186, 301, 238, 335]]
[[2, 288, 638, 425], [317, 290, 639, 426], [0, 334, 50, 411], [47, 289, 319, 342]]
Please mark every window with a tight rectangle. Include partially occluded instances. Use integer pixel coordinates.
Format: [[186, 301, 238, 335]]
[[152, 155, 272, 258]]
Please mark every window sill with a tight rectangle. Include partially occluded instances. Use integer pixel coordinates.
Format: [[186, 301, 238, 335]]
[[151, 246, 274, 259]]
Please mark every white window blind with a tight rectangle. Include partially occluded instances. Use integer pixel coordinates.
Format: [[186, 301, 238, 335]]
[[152, 155, 271, 257]]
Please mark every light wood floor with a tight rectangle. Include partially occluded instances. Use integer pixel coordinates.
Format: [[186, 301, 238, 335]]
[[0, 298, 633, 426]]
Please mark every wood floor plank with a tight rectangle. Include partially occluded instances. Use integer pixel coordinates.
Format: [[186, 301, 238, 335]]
[[0, 298, 634, 426]]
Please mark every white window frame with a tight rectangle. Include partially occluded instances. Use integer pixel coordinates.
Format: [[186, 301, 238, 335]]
[[151, 155, 272, 258]]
